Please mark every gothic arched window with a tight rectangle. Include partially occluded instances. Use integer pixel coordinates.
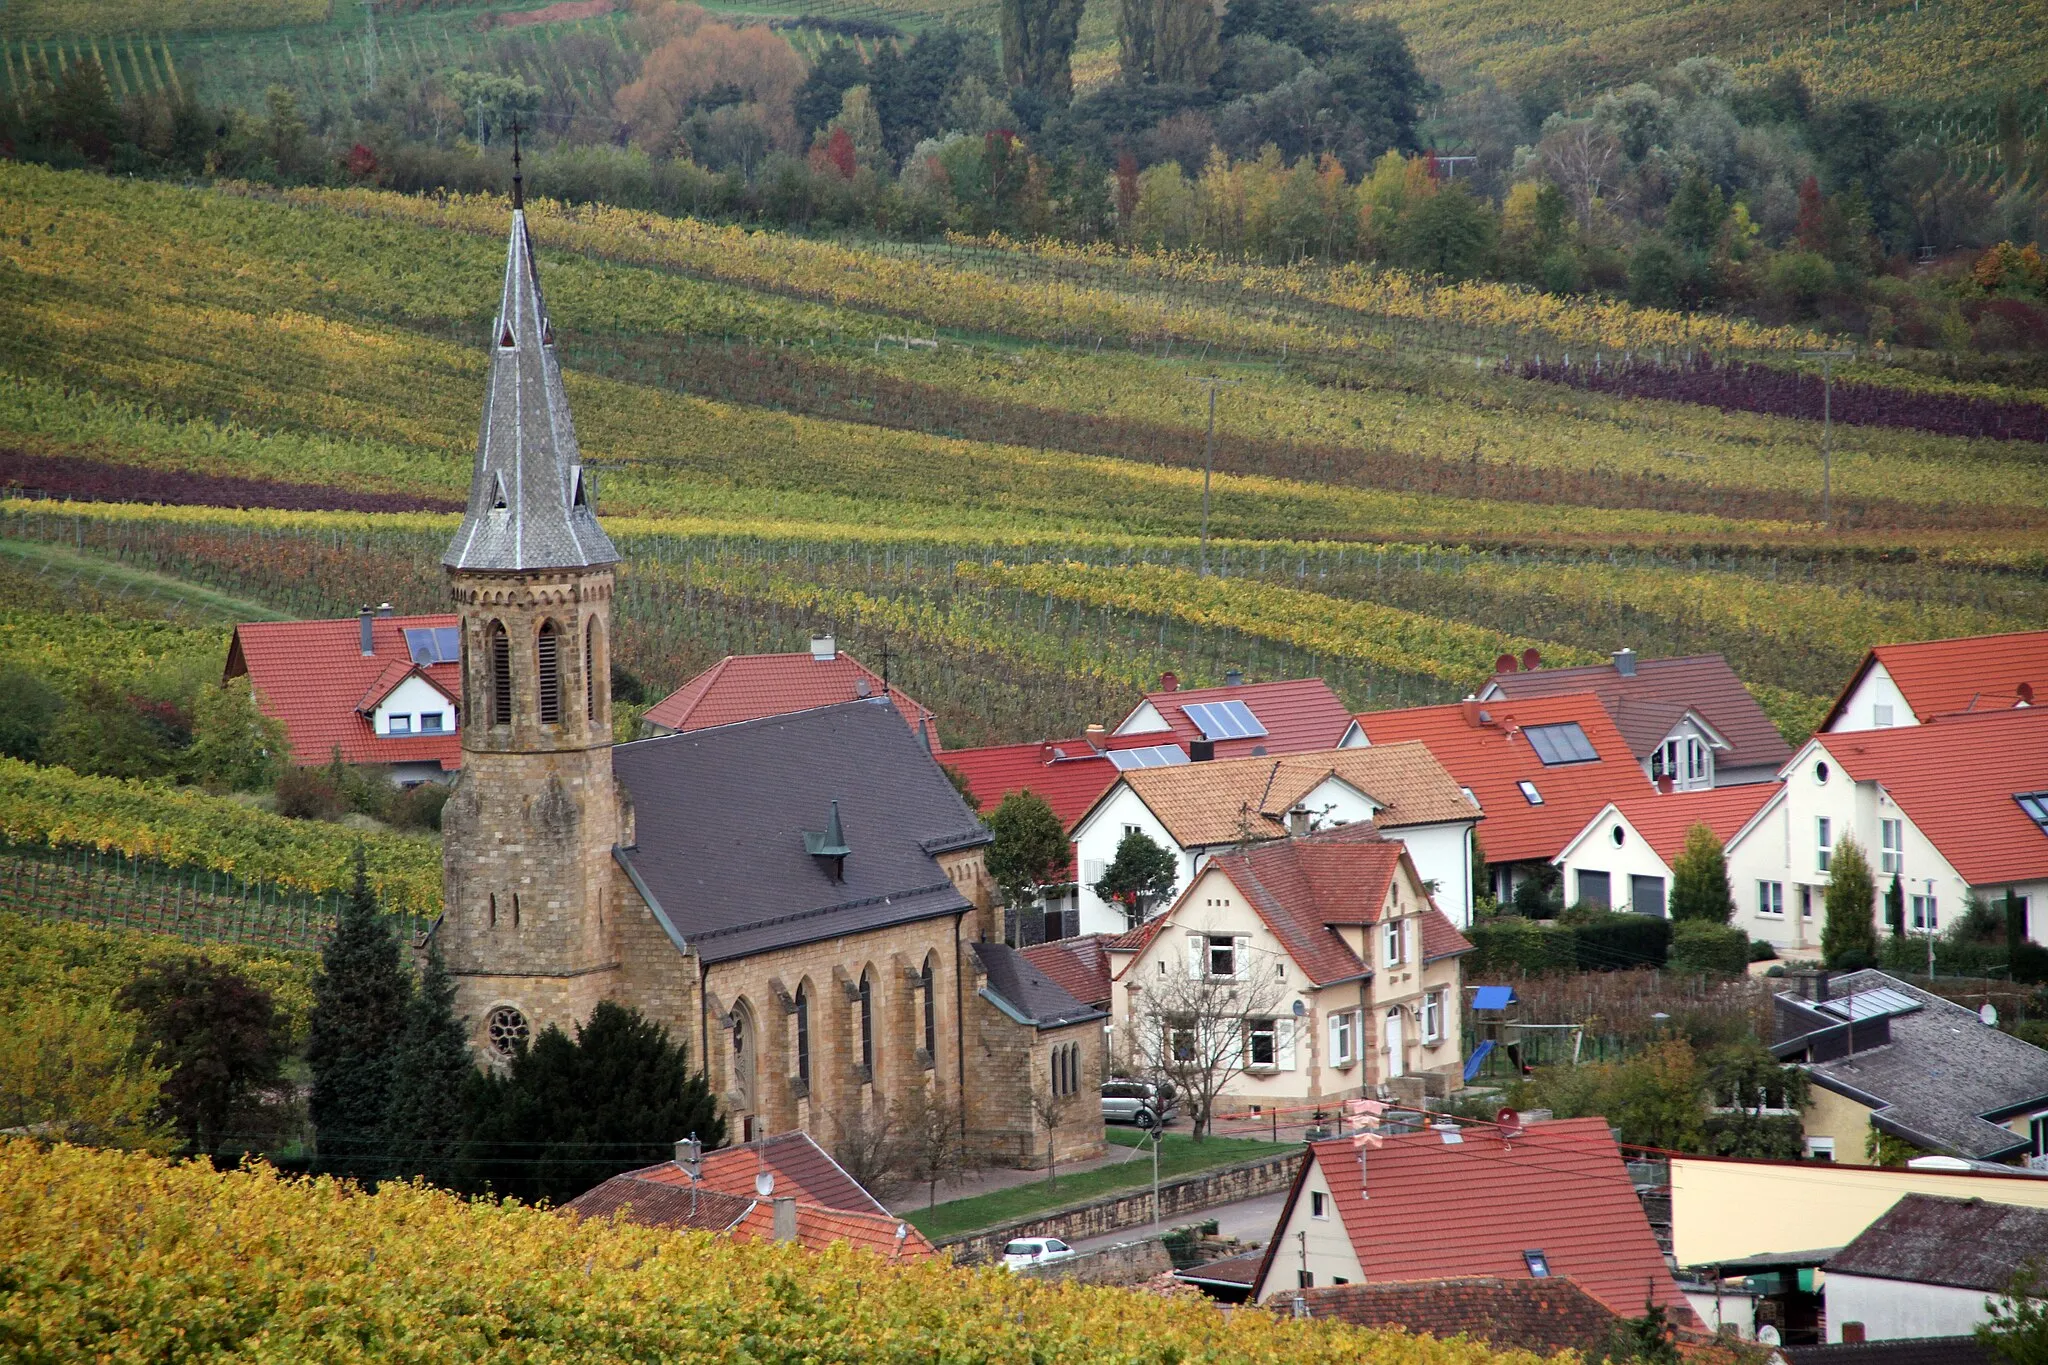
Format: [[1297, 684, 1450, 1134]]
[[858, 970, 874, 1077], [731, 999, 756, 1110], [487, 621, 512, 727], [536, 620, 562, 726], [920, 955, 936, 1062], [794, 982, 811, 1089]]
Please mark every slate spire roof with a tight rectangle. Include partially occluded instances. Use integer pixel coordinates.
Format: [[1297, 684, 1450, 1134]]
[[443, 202, 619, 573]]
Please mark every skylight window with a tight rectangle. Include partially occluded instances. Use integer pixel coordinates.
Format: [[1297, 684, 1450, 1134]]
[[1524, 722, 1599, 766], [1518, 780, 1544, 805], [404, 627, 462, 666], [2018, 791, 2048, 836], [1524, 1250, 1551, 1278], [1108, 744, 1189, 771], [1815, 987, 1922, 1022], [1183, 700, 1267, 741]]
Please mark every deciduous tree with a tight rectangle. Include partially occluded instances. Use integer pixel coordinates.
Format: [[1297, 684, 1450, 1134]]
[[1000, 0, 1086, 104], [1129, 938, 1284, 1139], [1095, 828, 1180, 930], [987, 790, 1070, 944], [117, 957, 285, 1156]]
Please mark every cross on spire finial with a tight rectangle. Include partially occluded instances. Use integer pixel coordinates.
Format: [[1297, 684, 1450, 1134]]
[[510, 119, 524, 211]]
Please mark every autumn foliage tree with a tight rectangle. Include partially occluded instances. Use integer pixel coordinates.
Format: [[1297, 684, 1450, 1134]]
[[613, 4, 804, 163]]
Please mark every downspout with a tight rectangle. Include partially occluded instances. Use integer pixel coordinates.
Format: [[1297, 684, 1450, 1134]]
[[699, 957, 712, 1092], [955, 908, 968, 1138]]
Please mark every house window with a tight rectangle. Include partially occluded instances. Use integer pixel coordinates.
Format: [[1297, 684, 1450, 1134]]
[[1873, 704, 1894, 728], [858, 971, 874, 1077], [1208, 935, 1237, 979], [921, 956, 937, 1063], [488, 621, 511, 726], [1330, 1011, 1355, 1066], [1524, 1250, 1550, 1278], [1805, 1136, 1835, 1162], [1630, 875, 1666, 918], [1383, 919, 1406, 966], [1168, 1019, 1197, 1064], [1247, 1019, 1278, 1069], [1652, 737, 1711, 788], [1576, 870, 1611, 910], [1310, 1191, 1329, 1219], [388, 713, 412, 735], [1518, 780, 1544, 805], [419, 712, 446, 734], [1423, 991, 1444, 1044], [2030, 1112, 2048, 1158], [1758, 881, 1785, 917], [1298, 1271, 1314, 1289], [1911, 894, 1938, 931], [536, 620, 562, 726], [1817, 818, 1833, 873], [1880, 819, 1903, 875], [794, 984, 811, 1088], [1800, 886, 1815, 919]]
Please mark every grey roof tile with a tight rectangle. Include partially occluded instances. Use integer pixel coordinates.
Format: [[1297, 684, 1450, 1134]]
[[1826, 1194, 2048, 1292], [972, 941, 1106, 1029]]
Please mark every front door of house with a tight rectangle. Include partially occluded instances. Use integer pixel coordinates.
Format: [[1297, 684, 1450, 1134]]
[[1385, 1006, 1405, 1080]]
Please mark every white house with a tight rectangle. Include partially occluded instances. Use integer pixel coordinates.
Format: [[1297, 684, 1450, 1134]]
[[1725, 707, 2048, 953], [1823, 629, 2048, 733], [1554, 785, 1781, 917], [1104, 825, 1471, 1111], [1068, 744, 1481, 936], [1822, 1194, 2048, 1342]]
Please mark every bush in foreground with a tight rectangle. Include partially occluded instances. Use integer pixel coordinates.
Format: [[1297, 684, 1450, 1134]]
[[0, 1140, 1549, 1365]]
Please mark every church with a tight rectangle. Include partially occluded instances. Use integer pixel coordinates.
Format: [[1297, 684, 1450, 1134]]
[[435, 178, 1105, 1167]]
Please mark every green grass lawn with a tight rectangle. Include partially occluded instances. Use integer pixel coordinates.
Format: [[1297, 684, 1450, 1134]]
[[904, 1130, 1296, 1241]]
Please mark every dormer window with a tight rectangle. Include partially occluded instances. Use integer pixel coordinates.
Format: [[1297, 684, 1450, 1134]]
[[571, 466, 588, 508], [388, 713, 412, 735], [491, 472, 509, 512], [498, 323, 516, 349]]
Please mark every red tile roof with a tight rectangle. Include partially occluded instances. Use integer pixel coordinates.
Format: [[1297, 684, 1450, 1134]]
[[561, 1173, 934, 1260], [224, 614, 462, 770], [1570, 785, 1782, 869], [1820, 707, 2048, 884], [940, 739, 1121, 838], [642, 651, 937, 747], [1293, 1275, 1623, 1355], [1823, 629, 2048, 729], [617, 1131, 889, 1214], [1487, 654, 1792, 774], [1020, 933, 1115, 1010], [726, 1200, 936, 1261], [1259, 1118, 1701, 1329], [1119, 677, 1358, 761], [1357, 695, 1651, 865]]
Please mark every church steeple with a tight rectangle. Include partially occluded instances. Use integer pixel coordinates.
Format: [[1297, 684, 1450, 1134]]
[[443, 143, 619, 574]]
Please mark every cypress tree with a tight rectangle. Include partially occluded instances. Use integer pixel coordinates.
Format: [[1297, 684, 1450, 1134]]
[[1821, 837, 1879, 968], [383, 939, 474, 1187], [1669, 823, 1735, 924], [308, 845, 411, 1183]]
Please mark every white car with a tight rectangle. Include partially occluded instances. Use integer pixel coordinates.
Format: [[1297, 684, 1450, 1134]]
[[1001, 1238, 1078, 1271]]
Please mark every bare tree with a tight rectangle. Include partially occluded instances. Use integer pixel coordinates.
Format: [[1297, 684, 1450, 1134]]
[[890, 1085, 978, 1208], [828, 1102, 905, 1203], [1129, 936, 1286, 1140], [1538, 118, 1622, 233], [1030, 1087, 1077, 1183]]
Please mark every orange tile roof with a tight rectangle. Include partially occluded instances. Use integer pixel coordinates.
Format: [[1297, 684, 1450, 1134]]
[[618, 1131, 888, 1214], [1823, 629, 2048, 729], [1821, 707, 2048, 884], [225, 614, 462, 770], [726, 1200, 937, 1261], [1584, 785, 1782, 868], [1122, 677, 1357, 760], [940, 739, 1121, 834], [1259, 1118, 1702, 1329], [1357, 695, 1651, 864], [642, 651, 937, 747], [1103, 743, 1477, 847]]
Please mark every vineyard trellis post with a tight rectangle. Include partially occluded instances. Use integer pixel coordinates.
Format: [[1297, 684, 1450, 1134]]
[[1799, 349, 1855, 527], [1188, 376, 1240, 576]]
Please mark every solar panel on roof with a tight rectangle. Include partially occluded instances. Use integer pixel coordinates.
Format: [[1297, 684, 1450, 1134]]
[[1108, 744, 1189, 771], [404, 627, 461, 665], [1816, 987, 1922, 1022], [1183, 700, 1267, 741], [1524, 722, 1598, 766]]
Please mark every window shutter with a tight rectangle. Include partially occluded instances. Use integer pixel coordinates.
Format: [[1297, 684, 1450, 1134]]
[[1233, 936, 1251, 980], [1188, 935, 1204, 980], [1328, 1013, 1343, 1065], [1277, 1018, 1296, 1070]]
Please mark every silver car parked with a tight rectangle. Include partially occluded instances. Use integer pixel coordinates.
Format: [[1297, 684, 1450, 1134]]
[[1100, 1077, 1178, 1130]]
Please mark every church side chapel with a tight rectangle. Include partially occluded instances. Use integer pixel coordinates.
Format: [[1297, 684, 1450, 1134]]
[[435, 162, 1104, 1168]]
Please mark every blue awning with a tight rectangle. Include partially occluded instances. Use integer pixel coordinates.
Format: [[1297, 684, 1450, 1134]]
[[1471, 985, 1517, 1011]]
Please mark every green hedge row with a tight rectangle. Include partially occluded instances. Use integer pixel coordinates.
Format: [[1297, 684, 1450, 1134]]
[[1467, 913, 1673, 974]]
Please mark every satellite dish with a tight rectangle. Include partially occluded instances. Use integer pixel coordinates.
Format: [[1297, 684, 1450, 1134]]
[[1981, 1002, 2000, 1028], [1757, 1326, 1781, 1347], [754, 1170, 775, 1198], [1496, 1106, 1524, 1137]]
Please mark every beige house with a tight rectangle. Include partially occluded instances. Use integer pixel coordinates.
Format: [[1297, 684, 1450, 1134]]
[[1104, 824, 1471, 1112]]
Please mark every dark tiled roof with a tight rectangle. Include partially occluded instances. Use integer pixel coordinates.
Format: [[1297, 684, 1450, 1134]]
[[1486, 654, 1792, 774], [1775, 970, 2048, 1160], [973, 941, 1107, 1028], [641, 651, 937, 746], [1175, 1248, 1267, 1286], [1826, 1194, 2048, 1292], [1293, 1276, 1622, 1356], [1021, 935, 1114, 1010], [1782, 1338, 1992, 1365], [443, 210, 618, 572], [612, 701, 988, 964]]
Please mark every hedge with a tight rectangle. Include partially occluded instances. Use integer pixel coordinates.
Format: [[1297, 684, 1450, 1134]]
[[1669, 922, 1750, 977]]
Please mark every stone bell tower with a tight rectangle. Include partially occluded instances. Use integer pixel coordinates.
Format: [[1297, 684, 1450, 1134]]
[[440, 149, 625, 1061]]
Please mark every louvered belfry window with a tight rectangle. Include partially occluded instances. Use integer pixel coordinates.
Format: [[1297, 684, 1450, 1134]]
[[584, 618, 598, 721], [536, 621, 561, 725], [488, 622, 512, 726]]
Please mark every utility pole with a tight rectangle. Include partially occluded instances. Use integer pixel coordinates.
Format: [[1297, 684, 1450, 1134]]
[[1188, 376, 1240, 576], [1799, 349, 1855, 527]]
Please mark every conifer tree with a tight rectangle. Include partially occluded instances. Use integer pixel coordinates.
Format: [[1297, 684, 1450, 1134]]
[[1822, 837, 1879, 968], [1670, 824, 1734, 923], [383, 939, 474, 1187], [308, 845, 411, 1183]]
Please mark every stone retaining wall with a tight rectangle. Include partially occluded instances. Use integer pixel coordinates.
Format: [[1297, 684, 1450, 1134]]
[[1016, 1236, 1175, 1287]]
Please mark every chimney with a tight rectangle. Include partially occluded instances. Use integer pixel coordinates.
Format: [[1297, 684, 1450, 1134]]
[[358, 605, 375, 656], [1084, 724, 1106, 750], [1461, 697, 1483, 728], [1224, 667, 1244, 688], [810, 632, 836, 662], [1159, 671, 1179, 693], [1190, 738, 1215, 762], [376, 602, 394, 617], [772, 1197, 798, 1243], [1286, 806, 1311, 836], [1612, 648, 1637, 678]]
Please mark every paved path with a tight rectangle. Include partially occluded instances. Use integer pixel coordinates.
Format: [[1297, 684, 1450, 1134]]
[[887, 1128, 1164, 1216], [1068, 1188, 1289, 1255]]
